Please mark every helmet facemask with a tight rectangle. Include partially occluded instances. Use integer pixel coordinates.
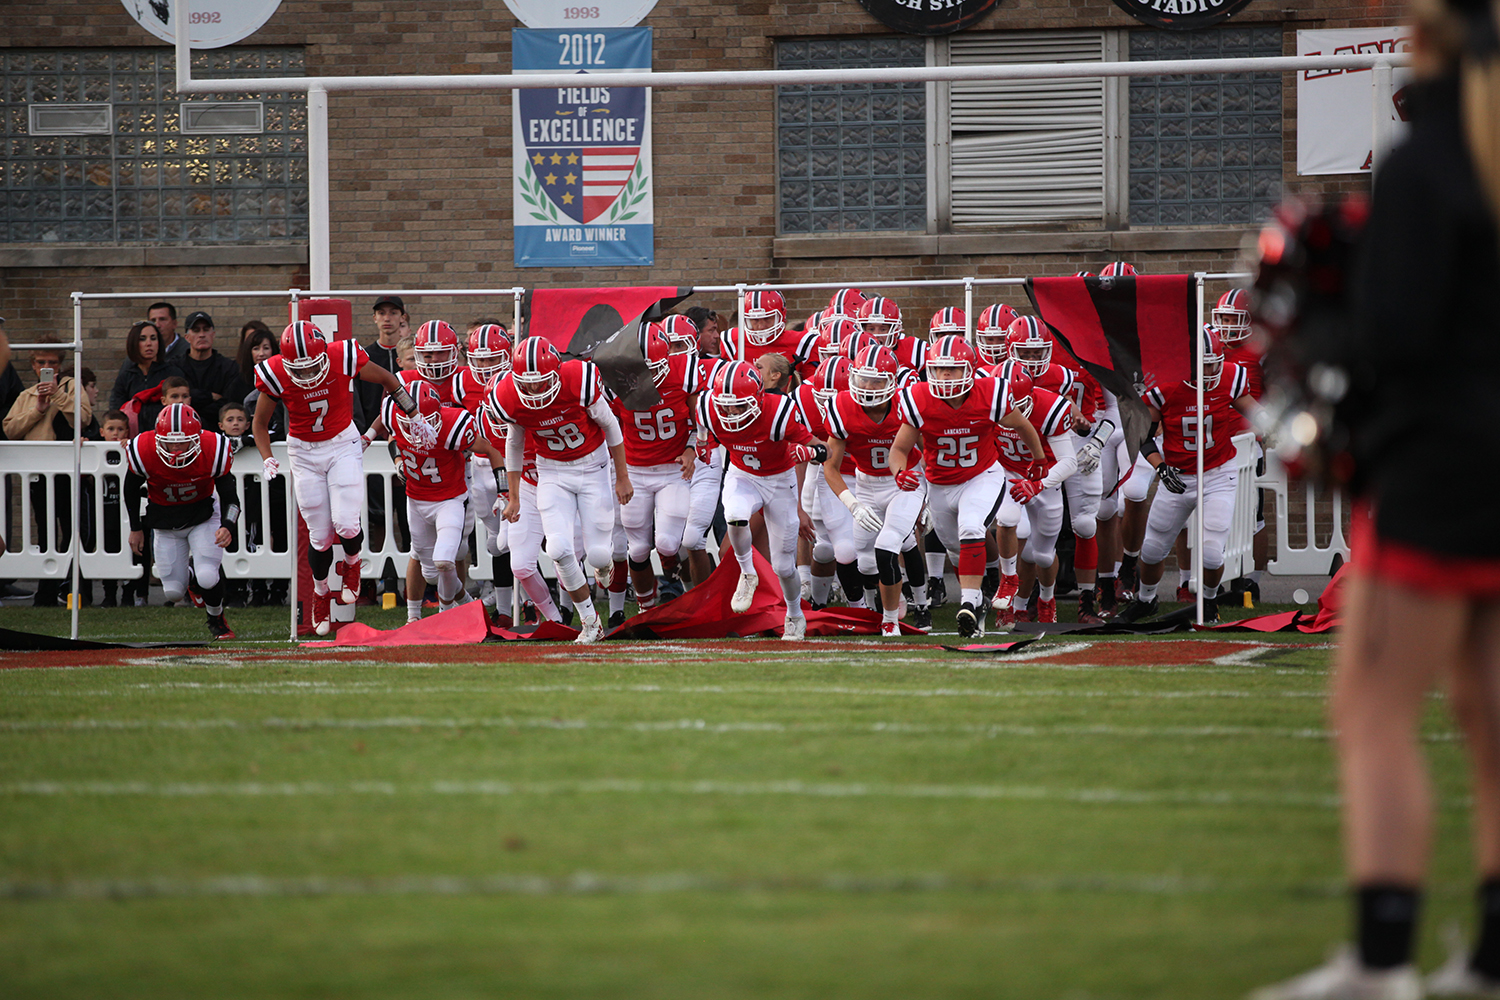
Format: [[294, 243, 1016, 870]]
[[284, 352, 328, 389], [514, 370, 561, 409]]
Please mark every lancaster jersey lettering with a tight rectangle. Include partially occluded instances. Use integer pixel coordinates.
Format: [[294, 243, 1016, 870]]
[[1146, 363, 1250, 473], [897, 377, 1011, 486], [613, 353, 701, 467], [824, 391, 915, 476], [489, 359, 606, 462], [126, 430, 233, 526], [699, 393, 814, 477], [254, 339, 368, 442], [392, 405, 476, 503]]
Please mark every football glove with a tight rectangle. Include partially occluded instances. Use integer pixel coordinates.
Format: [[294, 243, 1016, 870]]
[[1009, 479, 1044, 504], [839, 490, 884, 534], [894, 468, 922, 492], [1074, 418, 1115, 476], [790, 442, 828, 465], [261, 457, 280, 481], [410, 417, 439, 451], [1023, 459, 1047, 482], [1157, 464, 1187, 494]]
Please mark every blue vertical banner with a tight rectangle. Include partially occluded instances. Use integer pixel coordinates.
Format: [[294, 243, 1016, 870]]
[[512, 28, 653, 268]]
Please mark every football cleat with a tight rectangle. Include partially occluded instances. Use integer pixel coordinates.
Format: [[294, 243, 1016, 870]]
[[1426, 927, 1500, 998], [206, 613, 235, 641], [1078, 590, 1103, 624], [574, 614, 605, 644], [339, 559, 362, 605], [1176, 584, 1192, 603], [1013, 604, 1032, 624], [781, 614, 807, 641], [956, 602, 979, 638], [311, 591, 332, 636], [1201, 595, 1220, 623], [608, 610, 626, 630], [731, 572, 759, 614], [1037, 598, 1057, 624], [928, 577, 947, 607], [1249, 945, 1421, 1000], [1112, 596, 1159, 625], [1118, 555, 1139, 596], [998, 604, 1016, 629], [1098, 580, 1118, 615], [186, 581, 205, 609], [991, 574, 1019, 611], [912, 605, 933, 632], [557, 606, 575, 629], [981, 567, 1000, 608], [880, 620, 901, 637]]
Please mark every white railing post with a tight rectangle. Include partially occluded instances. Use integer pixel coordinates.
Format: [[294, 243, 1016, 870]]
[[1194, 275, 1206, 624], [308, 86, 331, 293], [70, 292, 83, 639]]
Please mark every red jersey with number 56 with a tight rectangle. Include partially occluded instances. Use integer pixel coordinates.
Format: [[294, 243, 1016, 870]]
[[488, 359, 606, 463], [1146, 362, 1249, 473], [391, 405, 476, 503], [825, 391, 918, 477], [897, 377, 1011, 486], [699, 393, 814, 477], [254, 339, 368, 442], [996, 387, 1072, 474], [126, 430, 233, 509], [612, 353, 701, 467]]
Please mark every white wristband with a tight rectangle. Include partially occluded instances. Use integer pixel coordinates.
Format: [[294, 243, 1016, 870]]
[[838, 488, 859, 513]]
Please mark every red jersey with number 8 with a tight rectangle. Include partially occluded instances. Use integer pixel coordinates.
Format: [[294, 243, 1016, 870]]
[[825, 391, 918, 477], [1145, 362, 1249, 473], [488, 359, 607, 463], [391, 405, 476, 503], [612, 353, 700, 467], [254, 339, 369, 442], [897, 377, 1011, 486]]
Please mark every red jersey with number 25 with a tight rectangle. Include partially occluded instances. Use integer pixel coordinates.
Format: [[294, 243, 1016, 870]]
[[126, 430, 233, 508], [254, 339, 369, 442], [1146, 363, 1249, 473], [612, 353, 701, 467], [897, 377, 1011, 486], [391, 405, 476, 503], [824, 391, 917, 478], [700, 393, 814, 477], [488, 359, 606, 463]]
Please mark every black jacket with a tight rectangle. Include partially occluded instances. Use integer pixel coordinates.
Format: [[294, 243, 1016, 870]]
[[177, 350, 241, 428], [109, 357, 184, 432]]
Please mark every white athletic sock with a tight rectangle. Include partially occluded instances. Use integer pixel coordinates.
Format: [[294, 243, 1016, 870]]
[[1124, 549, 1140, 559], [576, 599, 598, 623], [926, 552, 946, 580], [882, 607, 900, 624], [407, 599, 423, 621], [1000, 556, 1017, 576], [1138, 581, 1158, 602], [1179, 569, 1192, 586], [960, 587, 982, 609], [1080, 582, 1095, 593], [986, 557, 999, 571], [810, 575, 833, 605], [798, 564, 812, 588], [909, 582, 928, 607], [205, 602, 224, 617], [496, 586, 514, 615], [313, 580, 330, 597], [345, 553, 360, 566], [779, 571, 802, 611], [728, 525, 755, 573], [609, 588, 626, 615], [1039, 584, 1055, 601]]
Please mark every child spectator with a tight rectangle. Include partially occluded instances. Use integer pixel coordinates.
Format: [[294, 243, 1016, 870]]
[[215, 402, 251, 608], [160, 376, 192, 410], [98, 410, 134, 608]]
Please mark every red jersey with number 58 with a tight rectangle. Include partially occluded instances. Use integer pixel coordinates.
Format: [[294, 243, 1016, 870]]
[[126, 430, 233, 508], [699, 393, 814, 477], [825, 391, 918, 477], [996, 387, 1072, 474], [1146, 363, 1249, 473], [612, 353, 701, 467], [254, 339, 369, 442], [488, 359, 606, 463], [392, 405, 476, 503], [897, 377, 1011, 486]]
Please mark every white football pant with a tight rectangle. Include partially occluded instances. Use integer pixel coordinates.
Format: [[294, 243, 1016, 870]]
[[623, 462, 691, 563], [1140, 462, 1238, 571], [153, 494, 223, 603], [287, 424, 364, 549]]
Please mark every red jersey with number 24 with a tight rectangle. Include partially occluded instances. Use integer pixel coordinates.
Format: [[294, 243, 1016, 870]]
[[1145, 363, 1249, 473], [391, 405, 476, 503], [897, 377, 1011, 486], [254, 339, 369, 442], [488, 359, 607, 463]]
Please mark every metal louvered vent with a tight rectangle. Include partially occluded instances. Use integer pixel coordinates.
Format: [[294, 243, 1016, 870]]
[[179, 102, 264, 134], [949, 31, 1106, 225], [29, 103, 112, 135]]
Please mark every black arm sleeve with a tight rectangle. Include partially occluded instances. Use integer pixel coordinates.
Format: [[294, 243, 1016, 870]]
[[124, 471, 146, 532], [216, 473, 242, 528]]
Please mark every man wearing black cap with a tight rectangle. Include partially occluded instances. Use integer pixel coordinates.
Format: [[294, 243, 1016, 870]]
[[178, 311, 240, 428], [359, 295, 407, 429]]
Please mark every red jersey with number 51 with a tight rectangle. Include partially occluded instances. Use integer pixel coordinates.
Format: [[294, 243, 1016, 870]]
[[254, 339, 369, 442], [612, 353, 700, 467], [699, 392, 814, 477], [391, 405, 476, 503], [824, 391, 918, 478], [897, 377, 1011, 486], [1146, 362, 1249, 473], [488, 359, 606, 463], [126, 430, 233, 508], [996, 387, 1072, 474]]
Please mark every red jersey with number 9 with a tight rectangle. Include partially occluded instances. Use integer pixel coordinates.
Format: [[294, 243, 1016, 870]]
[[391, 404, 476, 503], [254, 339, 369, 442], [897, 377, 1011, 486], [612, 353, 701, 467], [1145, 362, 1249, 473], [825, 391, 918, 477], [126, 430, 233, 509], [488, 359, 607, 463]]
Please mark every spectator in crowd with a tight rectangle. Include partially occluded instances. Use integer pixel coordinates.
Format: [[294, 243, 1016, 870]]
[[159, 376, 192, 410], [684, 307, 722, 356], [110, 320, 182, 434], [239, 319, 271, 345], [78, 367, 101, 441], [216, 401, 251, 608], [0, 315, 30, 601], [237, 324, 284, 437], [235, 332, 288, 606], [3, 338, 92, 605], [361, 295, 408, 598], [97, 410, 133, 608], [148, 302, 187, 364], [177, 312, 240, 428], [228, 320, 272, 411]]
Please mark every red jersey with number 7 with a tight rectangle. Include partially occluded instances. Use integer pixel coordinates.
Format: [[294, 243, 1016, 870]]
[[1145, 362, 1249, 473], [254, 339, 369, 442], [488, 359, 607, 463], [897, 377, 1011, 486], [611, 353, 701, 467]]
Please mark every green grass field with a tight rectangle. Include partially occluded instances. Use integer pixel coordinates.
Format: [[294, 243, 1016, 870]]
[[0, 603, 1480, 999]]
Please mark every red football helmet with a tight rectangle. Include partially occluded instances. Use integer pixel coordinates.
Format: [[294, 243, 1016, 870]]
[[826, 288, 867, 322], [414, 320, 461, 381], [839, 329, 881, 363], [816, 317, 864, 362], [929, 307, 966, 338], [661, 314, 700, 355], [396, 380, 443, 444], [279, 320, 329, 389], [642, 323, 672, 387], [1005, 316, 1053, 376], [742, 289, 786, 346], [925, 335, 977, 399], [858, 296, 903, 346], [1074, 270, 1095, 277], [1212, 288, 1253, 344], [466, 323, 512, 380], [1100, 261, 1138, 277], [1006, 368, 1036, 419], [849, 344, 900, 408], [711, 360, 763, 432], [155, 403, 202, 468], [976, 304, 1019, 335], [811, 356, 851, 414], [805, 309, 826, 334], [512, 337, 562, 409], [1197, 325, 1226, 391]]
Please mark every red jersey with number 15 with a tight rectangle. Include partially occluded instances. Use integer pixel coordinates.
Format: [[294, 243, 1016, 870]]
[[488, 359, 607, 463], [254, 339, 369, 442], [612, 353, 701, 467], [391, 405, 476, 503], [824, 391, 918, 478], [126, 430, 233, 509], [897, 377, 1012, 486], [1146, 362, 1249, 473]]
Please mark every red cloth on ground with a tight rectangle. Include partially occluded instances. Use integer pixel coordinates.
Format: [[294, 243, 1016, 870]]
[[304, 601, 580, 646], [607, 550, 787, 639]]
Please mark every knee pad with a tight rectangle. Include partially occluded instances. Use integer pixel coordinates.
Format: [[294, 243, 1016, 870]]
[[857, 551, 877, 577], [629, 558, 653, 573], [875, 548, 902, 587], [162, 584, 186, 603], [727, 518, 749, 528], [434, 560, 456, 575], [1071, 513, 1098, 539], [1022, 541, 1055, 569], [812, 540, 834, 565]]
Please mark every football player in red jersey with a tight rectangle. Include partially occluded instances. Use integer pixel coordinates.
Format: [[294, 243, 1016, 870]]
[[125, 404, 240, 639], [1212, 287, 1271, 599], [814, 316, 864, 367], [826, 287, 867, 324], [700, 360, 826, 640], [453, 323, 515, 618], [824, 344, 933, 635], [1113, 326, 1266, 624], [670, 315, 730, 589], [612, 323, 701, 610], [382, 381, 504, 619], [795, 357, 866, 612], [721, 288, 819, 374], [889, 335, 1045, 638], [493, 338, 632, 644], [253, 320, 425, 635]]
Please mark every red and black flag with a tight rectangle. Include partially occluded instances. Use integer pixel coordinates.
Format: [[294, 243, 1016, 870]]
[[522, 286, 693, 409], [1025, 274, 1197, 474]]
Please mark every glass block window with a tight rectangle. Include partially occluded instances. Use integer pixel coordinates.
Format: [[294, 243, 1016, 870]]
[[1128, 25, 1283, 227], [777, 37, 927, 235], [1, 48, 307, 243]]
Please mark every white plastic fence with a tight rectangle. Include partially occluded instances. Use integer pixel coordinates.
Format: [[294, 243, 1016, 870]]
[[1259, 456, 1350, 576], [1184, 432, 1258, 583]]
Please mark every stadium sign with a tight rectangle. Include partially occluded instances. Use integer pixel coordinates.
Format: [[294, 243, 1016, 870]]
[[1108, 0, 1255, 30], [512, 28, 654, 268], [502, 0, 659, 29], [121, 0, 284, 48], [856, 0, 1002, 36]]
